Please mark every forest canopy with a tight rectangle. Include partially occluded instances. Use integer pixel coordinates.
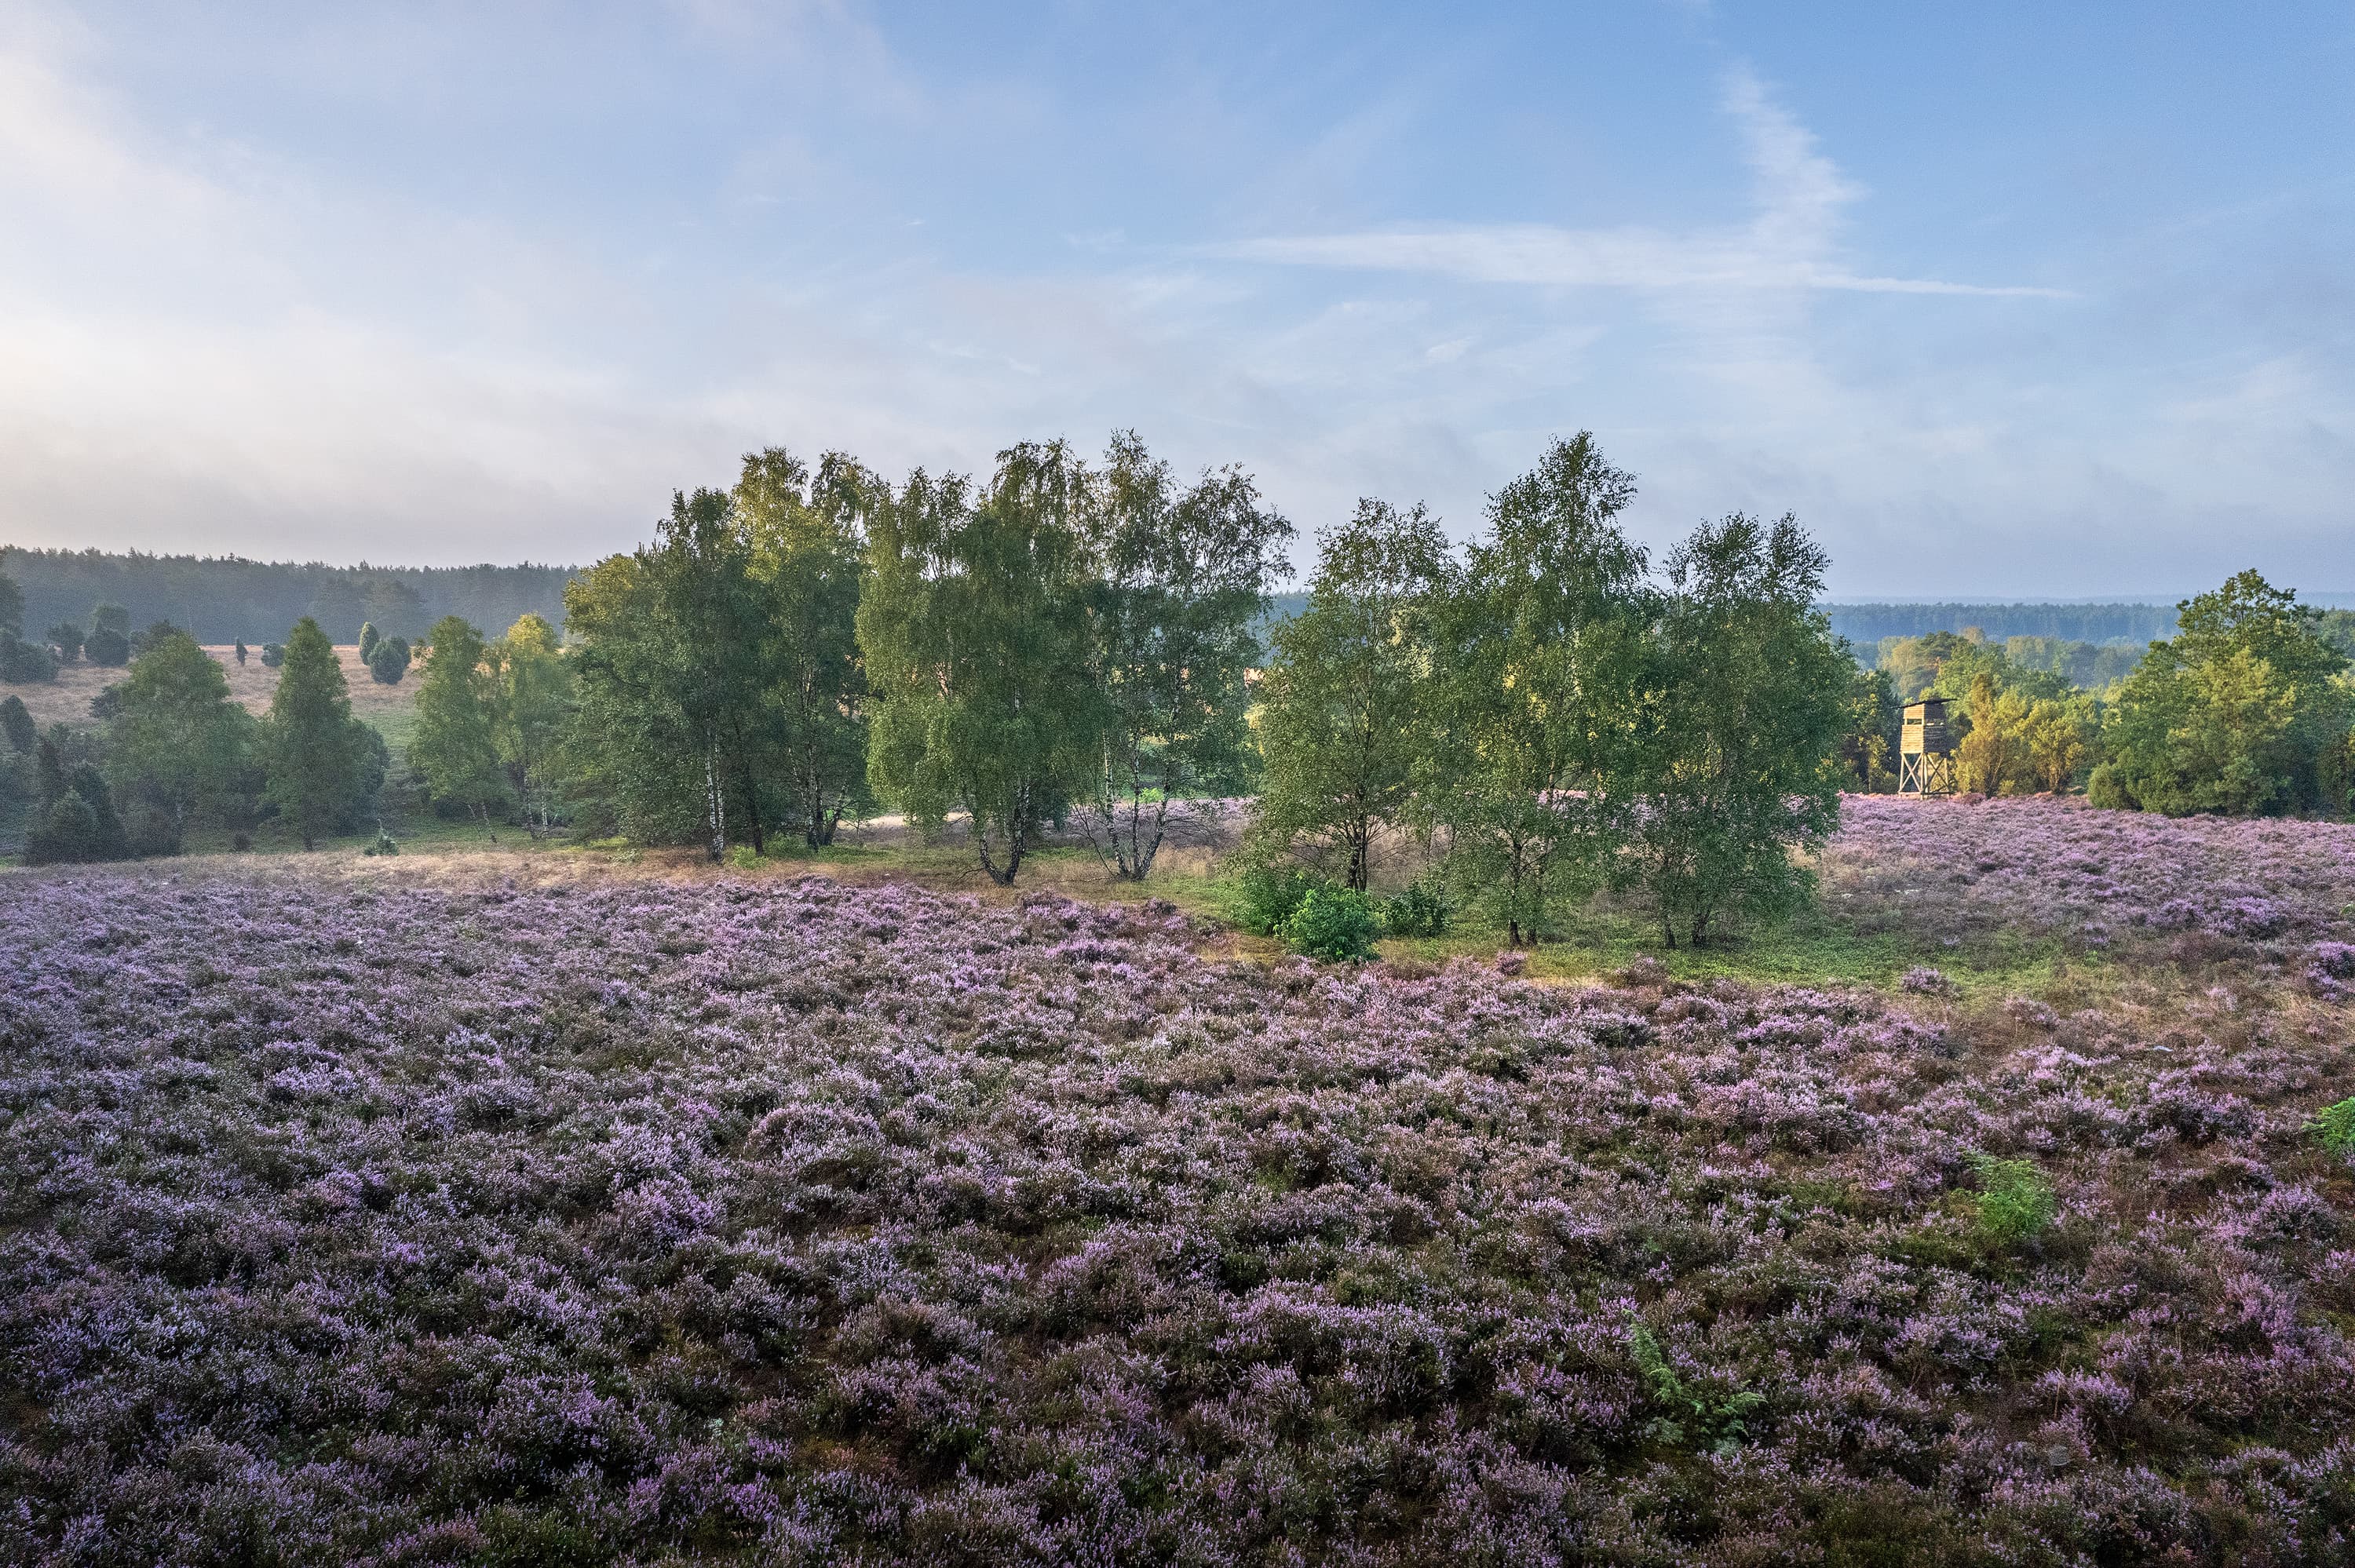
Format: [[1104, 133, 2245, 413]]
[[0, 548, 574, 646]]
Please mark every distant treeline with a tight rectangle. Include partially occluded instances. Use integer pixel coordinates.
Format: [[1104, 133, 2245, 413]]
[[0, 548, 576, 646], [1276, 594, 2182, 649], [1821, 602, 2179, 647]]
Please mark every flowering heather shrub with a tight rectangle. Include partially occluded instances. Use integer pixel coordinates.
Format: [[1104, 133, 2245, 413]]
[[2, 866, 2354, 1563], [1900, 965, 1954, 995], [1829, 793, 2355, 952]]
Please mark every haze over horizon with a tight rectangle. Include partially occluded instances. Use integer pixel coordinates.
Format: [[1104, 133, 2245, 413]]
[[1, 2, 2348, 596]]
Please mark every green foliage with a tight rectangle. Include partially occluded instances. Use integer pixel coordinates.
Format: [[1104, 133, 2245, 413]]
[[1627, 1315, 1764, 1456], [1249, 498, 1449, 892], [83, 626, 130, 666], [1623, 512, 1848, 949], [560, 552, 706, 846], [2102, 571, 2352, 816], [1955, 670, 2033, 794], [2307, 1096, 2355, 1157], [409, 617, 507, 833], [356, 622, 380, 662], [0, 569, 20, 636], [565, 453, 874, 854], [265, 618, 377, 849], [1282, 886, 1381, 962], [489, 613, 574, 830], [1877, 630, 2083, 706], [1968, 1154, 2057, 1246], [1232, 864, 1326, 935], [1, 695, 33, 754], [2085, 762, 2132, 809], [1838, 654, 1900, 791], [1079, 432, 1292, 880], [0, 633, 55, 683], [24, 762, 129, 866], [45, 622, 82, 662], [260, 642, 284, 668], [367, 635, 411, 684], [105, 630, 261, 850], [860, 443, 1103, 884], [1437, 433, 1650, 945], [128, 621, 182, 659], [1378, 880, 1451, 937], [736, 447, 874, 847], [362, 829, 399, 857]]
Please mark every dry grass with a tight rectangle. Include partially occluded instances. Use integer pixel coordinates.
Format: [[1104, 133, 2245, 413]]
[[0, 645, 416, 732]]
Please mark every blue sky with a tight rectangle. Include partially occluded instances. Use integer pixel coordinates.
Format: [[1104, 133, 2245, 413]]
[[1, 2, 2349, 596]]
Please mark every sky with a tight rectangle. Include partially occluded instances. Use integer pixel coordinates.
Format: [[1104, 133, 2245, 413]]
[[0, 2, 2350, 597]]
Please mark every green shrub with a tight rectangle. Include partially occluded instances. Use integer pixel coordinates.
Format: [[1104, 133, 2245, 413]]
[[1283, 887, 1380, 962], [2085, 763, 2134, 811], [1233, 865, 1325, 935], [362, 830, 399, 857], [0, 634, 57, 683], [1968, 1154, 2057, 1246], [1379, 880, 1451, 937], [2308, 1096, 2355, 1157], [367, 636, 411, 685], [261, 643, 284, 669], [1628, 1315, 1763, 1456], [1, 695, 33, 754]]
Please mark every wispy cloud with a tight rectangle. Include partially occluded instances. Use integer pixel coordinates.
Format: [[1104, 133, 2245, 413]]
[[1214, 66, 2070, 301]]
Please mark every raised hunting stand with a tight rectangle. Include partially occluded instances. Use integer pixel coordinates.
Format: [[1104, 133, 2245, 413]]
[[1899, 696, 1955, 796]]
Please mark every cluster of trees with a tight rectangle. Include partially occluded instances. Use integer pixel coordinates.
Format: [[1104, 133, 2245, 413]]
[[1838, 572, 2355, 814], [1827, 600, 2182, 647], [1245, 436, 1849, 948], [1, 618, 386, 862], [0, 548, 573, 646], [356, 622, 412, 685], [0, 595, 195, 683], [403, 614, 572, 835], [2096, 573, 2355, 816], [557, 436, 1288, 883], [1876, 629, 2141, 700], [17, 447, 2353, 931]]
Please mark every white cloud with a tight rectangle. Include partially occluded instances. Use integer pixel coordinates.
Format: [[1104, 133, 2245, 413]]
[[1214, 66, 2068, 300]]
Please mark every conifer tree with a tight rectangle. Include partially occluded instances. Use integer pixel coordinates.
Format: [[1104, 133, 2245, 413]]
[[265, 618, 371, 849]]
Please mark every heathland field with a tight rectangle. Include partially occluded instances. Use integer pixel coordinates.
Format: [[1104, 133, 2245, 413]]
[[1, 645, 418, 743], [4, 797, 2353, 1563]]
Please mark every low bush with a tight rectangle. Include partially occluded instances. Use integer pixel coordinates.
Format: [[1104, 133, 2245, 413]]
[[367, 636, 411, 684], [0, 633, 57, 683], [0, 695, 32, 753], [1232, 863, 1325, 935], [1969, 1153, 2057, 1246], [1378, 879, 1451, 937], [1283, 885, 1380, 962], [82, 625, 131, 667], [2309, 1096, 2355, 1158]]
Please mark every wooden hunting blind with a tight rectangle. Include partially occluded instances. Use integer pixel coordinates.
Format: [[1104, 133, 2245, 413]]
[[1899, 696, 1955, 796]]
